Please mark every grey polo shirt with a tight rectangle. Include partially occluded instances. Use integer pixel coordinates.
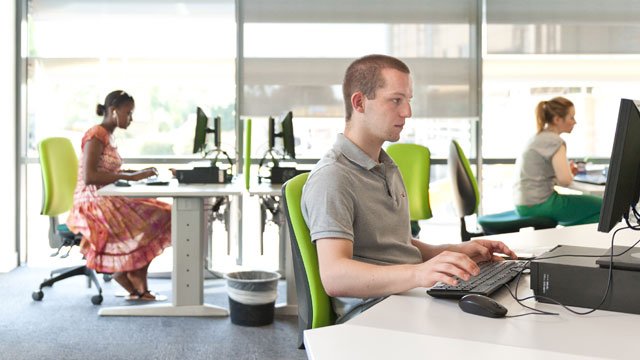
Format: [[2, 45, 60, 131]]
[[514, 130, 565, 206], [301, 134, 423, 319]]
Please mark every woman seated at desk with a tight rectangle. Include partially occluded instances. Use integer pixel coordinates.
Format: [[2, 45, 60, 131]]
[[67, 90, 171, 301], [514, 96, 602, 226]]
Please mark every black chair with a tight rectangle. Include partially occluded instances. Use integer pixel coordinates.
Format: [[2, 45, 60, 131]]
[[449, 140, 557, 241], [31, 137, 105, 305]]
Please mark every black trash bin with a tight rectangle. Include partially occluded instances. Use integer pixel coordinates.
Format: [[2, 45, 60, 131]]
[[224, 270, 281, 326]]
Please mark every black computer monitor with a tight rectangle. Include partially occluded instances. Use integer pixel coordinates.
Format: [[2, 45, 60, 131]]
[[267, 116, 276, 150], [266, 111, 295, 159], [281, 111, 295, 159], [192, 107, 221, 155], [212, 115, 221, 149], [597, 99, 640, 233], [259, 111, 300, 184]]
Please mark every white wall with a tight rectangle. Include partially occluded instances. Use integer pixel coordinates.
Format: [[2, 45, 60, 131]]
[[0, 0, 18, 272]]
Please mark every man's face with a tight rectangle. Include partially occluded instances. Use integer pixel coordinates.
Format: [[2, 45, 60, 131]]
[[362, 68, 413, 143]]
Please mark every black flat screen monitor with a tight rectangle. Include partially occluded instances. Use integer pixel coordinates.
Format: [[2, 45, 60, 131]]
[[281, 111, 295, 159], [266, 111, 295, 159], [267, 116, 275, 150], [192, 107, 221, 154], [597, 98, 640, 233]]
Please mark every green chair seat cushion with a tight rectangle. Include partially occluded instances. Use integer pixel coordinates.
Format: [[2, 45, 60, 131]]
[[478, 210, 557, 234], [56, 223, 79, 242], [57, 223, 73, 235]]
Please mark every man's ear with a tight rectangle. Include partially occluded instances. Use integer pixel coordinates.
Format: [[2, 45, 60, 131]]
[[351, 92, 365, 114]]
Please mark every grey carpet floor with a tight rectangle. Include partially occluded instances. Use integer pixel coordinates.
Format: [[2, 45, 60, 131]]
[[0, 266, 307, 360]]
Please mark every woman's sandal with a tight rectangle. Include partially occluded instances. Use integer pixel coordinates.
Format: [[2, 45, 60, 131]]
[[125, 290, 167, 302], [124, 291, 141, 301]]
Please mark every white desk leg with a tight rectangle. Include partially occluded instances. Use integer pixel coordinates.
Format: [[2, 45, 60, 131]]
[[276, 221, 298, 316], [99, 197, 229, 317], [233, 194, 242, 266]]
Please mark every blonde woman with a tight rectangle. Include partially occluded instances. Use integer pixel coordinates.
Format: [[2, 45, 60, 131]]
[[514, 96, 602, 226]]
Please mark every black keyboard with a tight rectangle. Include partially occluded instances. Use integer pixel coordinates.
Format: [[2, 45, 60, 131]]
[[427, 260, 528, 299]]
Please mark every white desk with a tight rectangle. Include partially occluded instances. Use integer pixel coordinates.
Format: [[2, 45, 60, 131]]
[[304, 224, 640, 359], [305, 324, 601, 360], [567, 181, 606, 197], [248, 182, 298, 316], [97, 180, 243, 316]]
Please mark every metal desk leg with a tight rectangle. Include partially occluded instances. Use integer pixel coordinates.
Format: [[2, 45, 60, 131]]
[[276, 219, 298, 316], [99, 197, 229, 317]]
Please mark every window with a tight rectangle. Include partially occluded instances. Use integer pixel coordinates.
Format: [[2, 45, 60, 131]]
[[27, 0, 236, 158], [482, 0, 640, 214], [25, 0, 236, 265], [484, 0, 640, 160], [241, 0, 480, 162], [24, 1, 638, 265], [23, 1, 485, 262]]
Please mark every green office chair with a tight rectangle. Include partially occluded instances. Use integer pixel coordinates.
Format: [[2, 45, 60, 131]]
[[32, 137, 104, 305], [386, 143, 432, 238], [244, 118, 252, 191], [282, 173, 335, 349], [449, 140, 557, 242]]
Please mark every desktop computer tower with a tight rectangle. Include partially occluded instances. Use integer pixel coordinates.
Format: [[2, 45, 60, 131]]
[[530, 245, 640, 315], [268, 166, 308, 185], [175, 166, 232, 184]]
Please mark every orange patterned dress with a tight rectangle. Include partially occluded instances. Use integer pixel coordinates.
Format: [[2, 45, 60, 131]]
[[66, 125, 171, 273]]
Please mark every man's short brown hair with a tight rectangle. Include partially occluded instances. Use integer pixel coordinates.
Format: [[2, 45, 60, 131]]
[[342, 54, 410, 121]]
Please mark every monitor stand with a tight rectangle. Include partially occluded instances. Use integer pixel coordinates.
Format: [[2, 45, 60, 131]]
[[595, 245, 640, 271], [257, 148, 305, 184]]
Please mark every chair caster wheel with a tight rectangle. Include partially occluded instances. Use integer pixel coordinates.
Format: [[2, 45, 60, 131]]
[[91, 294, 103, 305], [32, 291, 44, 301]]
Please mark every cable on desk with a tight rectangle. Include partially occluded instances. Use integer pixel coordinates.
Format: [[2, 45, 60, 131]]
[[506, 224, 640, 316]]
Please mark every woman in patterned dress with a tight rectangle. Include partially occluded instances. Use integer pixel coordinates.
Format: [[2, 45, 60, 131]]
[[67, 90, 171, 301]]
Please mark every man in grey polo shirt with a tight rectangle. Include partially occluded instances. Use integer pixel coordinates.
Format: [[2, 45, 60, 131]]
[[301, 54, 517, 321]]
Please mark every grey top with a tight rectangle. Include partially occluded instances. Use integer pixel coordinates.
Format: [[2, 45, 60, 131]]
[[514, 130, 565, 206], [302, 134, 422, 319]]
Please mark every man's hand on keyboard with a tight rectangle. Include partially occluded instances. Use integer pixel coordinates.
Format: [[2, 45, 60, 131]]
[[418, 251, 481, 287], [452, 239, 518, 263]]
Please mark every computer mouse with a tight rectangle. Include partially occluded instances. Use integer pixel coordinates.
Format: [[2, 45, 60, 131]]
[[114, 180, 131, 187], [458, 294, 507, 318]]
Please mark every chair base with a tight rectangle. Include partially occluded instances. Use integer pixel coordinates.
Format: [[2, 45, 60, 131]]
[[33, 264, 103, 305], [459, 217, 483, 242]]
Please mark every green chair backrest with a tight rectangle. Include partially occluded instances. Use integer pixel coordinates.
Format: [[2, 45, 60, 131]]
[[449, 140, 480, 216], [39, 137, 78, 217], [244, 118, 252, 190], [282, 173, 334, 347], [387, 143, 432, 220]]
